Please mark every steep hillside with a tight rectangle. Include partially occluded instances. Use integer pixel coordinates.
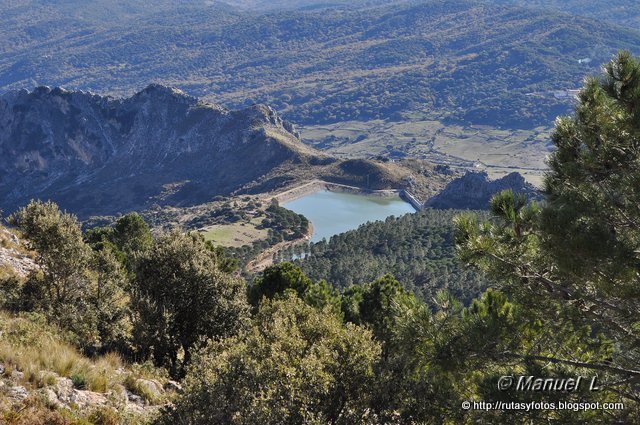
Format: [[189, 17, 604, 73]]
[[216, 0, 384, 11], [0, 85, 326, 217], [0, 310, 175, 423], [1, 1, 640, 130]]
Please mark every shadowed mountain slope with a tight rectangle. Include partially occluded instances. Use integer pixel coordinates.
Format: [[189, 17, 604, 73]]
[[486, 0, 640, 29], [0, 85, 327, 217]]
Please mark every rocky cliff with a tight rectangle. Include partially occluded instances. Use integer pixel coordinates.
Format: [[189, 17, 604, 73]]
[[0, 85, 326, 217], [424, 171, 541, 210]]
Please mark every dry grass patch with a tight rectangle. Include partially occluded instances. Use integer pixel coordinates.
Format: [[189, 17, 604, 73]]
[[0, 311, 168, 404]]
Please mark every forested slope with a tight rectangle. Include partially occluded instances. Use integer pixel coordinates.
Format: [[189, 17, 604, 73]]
[[292, 209, 490, 305], [2, 1, 640, 128], [487, 0, 640, 28]]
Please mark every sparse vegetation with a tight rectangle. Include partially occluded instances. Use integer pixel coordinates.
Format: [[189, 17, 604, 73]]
[[0, 310, 172, 423], [224, 199, 311, 269], [300, 118, 552, 186]]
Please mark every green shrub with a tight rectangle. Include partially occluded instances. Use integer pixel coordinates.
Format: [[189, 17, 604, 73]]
[[71, 373, 86, 390]]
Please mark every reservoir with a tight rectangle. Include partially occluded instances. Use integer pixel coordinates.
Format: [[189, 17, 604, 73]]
[[283, 190, 416, 243]]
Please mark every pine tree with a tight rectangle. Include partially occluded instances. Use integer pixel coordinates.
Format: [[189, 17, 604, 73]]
[[455, 51, 640, 408]]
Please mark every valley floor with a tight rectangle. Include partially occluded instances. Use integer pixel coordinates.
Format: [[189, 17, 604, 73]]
[[300, 118, 552, 187]]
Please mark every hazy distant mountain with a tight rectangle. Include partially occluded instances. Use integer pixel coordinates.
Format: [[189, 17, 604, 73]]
[[485, 0, 640, 29], [2, 0, 640, 130], [0, 85, 325, 217], [213, 0, 355, 11]]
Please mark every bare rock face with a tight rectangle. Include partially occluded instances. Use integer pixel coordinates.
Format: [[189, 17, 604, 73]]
[[54, 377, 75, 404], [0, 227, 36, 278], [424, 171, 541, 210], [10, 370, 24, 382], [0, 85, 324, 217], [40, 388, 61, 408], [0, 372, 162, 417], [70, 389, 109, 409], [0, 250, 35, 277]]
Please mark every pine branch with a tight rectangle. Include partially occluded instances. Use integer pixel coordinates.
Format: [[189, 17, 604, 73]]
[[502, 352, 640, 379]]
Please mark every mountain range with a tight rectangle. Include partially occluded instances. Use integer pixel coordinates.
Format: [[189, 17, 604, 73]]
[[1, 85, 450, 218], [2, 0, 639, 218], [0, 85, 326, 217], [2, 1, 640, 130], [486, 0, 640, 29]]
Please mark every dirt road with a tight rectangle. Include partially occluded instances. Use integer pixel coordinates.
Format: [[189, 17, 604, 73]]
[[245, 221, 314, 274]]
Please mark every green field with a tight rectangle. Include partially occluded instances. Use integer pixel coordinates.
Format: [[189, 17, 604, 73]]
[[200, 218, 269, 248]]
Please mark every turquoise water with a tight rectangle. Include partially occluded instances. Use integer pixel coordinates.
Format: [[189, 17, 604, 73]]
[[283, 190, 416, 243]]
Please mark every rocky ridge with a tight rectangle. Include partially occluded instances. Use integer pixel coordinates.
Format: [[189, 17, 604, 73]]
[[0, 85, 327, 217], [424, 171, 541, 210], [0, 362, 178, 421]]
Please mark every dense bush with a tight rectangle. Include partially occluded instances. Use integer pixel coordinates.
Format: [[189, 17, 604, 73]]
[[132, 231, 249, 377], [9, 201, 131, 351], [157, 295, 381, 425]]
